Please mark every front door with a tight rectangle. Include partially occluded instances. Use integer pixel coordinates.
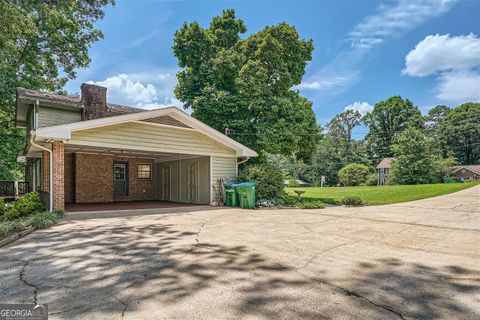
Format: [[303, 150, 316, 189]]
[[161, 166, 171, 201], [187, 163, 199, 203], [114, 163, 127, 197]]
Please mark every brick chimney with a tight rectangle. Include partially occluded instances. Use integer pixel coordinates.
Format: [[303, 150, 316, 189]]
[[81, 83, 107, 120]]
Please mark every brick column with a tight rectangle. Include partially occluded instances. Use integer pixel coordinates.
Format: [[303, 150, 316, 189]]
[[42, 151, 50, 192], [52, 141, 65, 211]]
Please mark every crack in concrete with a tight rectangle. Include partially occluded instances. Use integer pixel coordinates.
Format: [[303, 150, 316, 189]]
[[112, 295, 128, 318], [295, 242, 354, 271], [19, 260, 38, 304]]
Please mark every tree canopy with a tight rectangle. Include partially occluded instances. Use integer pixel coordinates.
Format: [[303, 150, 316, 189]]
[[173, 9, 319, 161], [0, 0, 114, 179], [440, 102, 480, 165], [365, 96, 423, 162]]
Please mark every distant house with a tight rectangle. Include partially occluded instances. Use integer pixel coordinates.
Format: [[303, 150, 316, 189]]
[[376, 157, 396, 186], [452, 165, 480, 182]]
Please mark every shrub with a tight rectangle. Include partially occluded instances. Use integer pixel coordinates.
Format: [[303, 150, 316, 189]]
[[0, 197, 4, 213], [26, 211, 61, 229], [342, 196, 364, 206], [238, 163, 284, 200], [0, 192, 44, 221], [0, 220, 26, 237], [256, 198, 286, 208], [338, 163, 373, 186], [365, 173, 378, 186], [299, 200, 326, 209]]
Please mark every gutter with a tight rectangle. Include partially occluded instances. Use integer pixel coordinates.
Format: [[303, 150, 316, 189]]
[[236, 157, 250, 176], [29, 133, 53, 213]]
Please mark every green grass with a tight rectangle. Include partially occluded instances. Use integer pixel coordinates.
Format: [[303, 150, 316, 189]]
[[286, 181, 480, 206]]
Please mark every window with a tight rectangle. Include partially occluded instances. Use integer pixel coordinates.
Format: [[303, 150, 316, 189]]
[[137, 163, 152, 179]]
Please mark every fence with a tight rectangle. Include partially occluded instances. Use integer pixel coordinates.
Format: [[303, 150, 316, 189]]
[[0, 180, 30, 199]]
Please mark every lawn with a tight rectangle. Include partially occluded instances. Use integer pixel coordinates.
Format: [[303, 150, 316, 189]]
[[286, 181, 480, 206]]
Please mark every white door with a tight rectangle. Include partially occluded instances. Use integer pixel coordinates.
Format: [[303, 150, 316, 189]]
[[161, 166, 171, 201], [187, 163, 199, 203]]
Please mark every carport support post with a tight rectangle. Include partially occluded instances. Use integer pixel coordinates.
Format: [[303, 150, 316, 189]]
[[51, 141, 65, 211]]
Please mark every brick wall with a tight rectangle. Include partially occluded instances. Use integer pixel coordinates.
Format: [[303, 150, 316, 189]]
[[114, 157, 155, 202], [64, 153, 75, 203], [42, 151, 49, 192], [52, 141, 64, 210], [74, 153, 155, 203], [75, 153, 114, 203]]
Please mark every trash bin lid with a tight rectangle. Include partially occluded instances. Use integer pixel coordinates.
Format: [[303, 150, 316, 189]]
[[236, 182, 256, 187], [224, 183, 237, 187]]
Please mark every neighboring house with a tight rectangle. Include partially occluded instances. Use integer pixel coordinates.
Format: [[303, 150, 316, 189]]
[[376, 157, 396, 186], [452, 165, 480, 181], [15, 84, 257, 212]]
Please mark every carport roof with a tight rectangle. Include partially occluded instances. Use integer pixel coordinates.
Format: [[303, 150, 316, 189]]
[[32, 106, 258, 157]]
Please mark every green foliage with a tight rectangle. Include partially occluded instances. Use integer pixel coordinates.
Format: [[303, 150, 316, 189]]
[[389, 128, 439, 185], [365, 96, 424, 162], [341, 196, 364, 206], [173, 9, 319, 161], [0, 192, 44, 221], [299, 200, 326, 209], [365, 173, 378, 186], [0, 197, 5, 213], [238, 163, 284, 200], [440, 102, 480, 164], [0, 220, 27, 237], [338, 163, 373, 186], [0, 0, 114, 179], [26, 211, 61, 230]]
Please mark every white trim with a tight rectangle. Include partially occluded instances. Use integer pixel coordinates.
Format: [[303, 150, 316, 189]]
[[209, 156, 213, 205], [33, 107, 258, 157], [132, 120, 196, 131]]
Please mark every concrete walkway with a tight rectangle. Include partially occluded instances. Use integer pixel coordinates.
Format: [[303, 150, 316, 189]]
[[1, 185, 479, 319]]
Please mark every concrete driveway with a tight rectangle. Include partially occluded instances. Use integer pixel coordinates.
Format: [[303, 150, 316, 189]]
[[1, 186, 479, 320]]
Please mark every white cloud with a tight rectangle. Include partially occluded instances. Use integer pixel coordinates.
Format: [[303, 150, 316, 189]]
[[88, 72, 182, 109], [436, 71, 480, 103], [344, 101, 373, 115], [349, 0, 457, 49], [403, 33, 480, 76], [403, 33, 480, 103], [298, 0, 457, 98]]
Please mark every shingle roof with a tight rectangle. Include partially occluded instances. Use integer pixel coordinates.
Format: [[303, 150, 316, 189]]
[[376, 157, 396, 169], [17, 87, 81, 108], [16, 87, 146, 115], [454, 165, 480, 174]]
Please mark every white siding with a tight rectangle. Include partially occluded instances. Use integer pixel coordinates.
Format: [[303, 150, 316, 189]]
[[69, 122, 237, 157], [211, 156, 237, 203]]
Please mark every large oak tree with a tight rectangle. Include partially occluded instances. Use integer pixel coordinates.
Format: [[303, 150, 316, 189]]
[[173, 9, 318, 161]]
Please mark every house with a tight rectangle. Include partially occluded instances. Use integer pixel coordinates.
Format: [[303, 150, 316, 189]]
[[376, 157, 396, 186], [452, 165, 480, 181], [15, 84, 257, 212]]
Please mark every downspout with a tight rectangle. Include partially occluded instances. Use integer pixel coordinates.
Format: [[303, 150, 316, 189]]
[[29, 134, 53, 213], [236, 156, 250, 177]]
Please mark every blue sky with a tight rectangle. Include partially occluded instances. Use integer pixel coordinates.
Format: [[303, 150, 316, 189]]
[[65, 0, 480, 128]]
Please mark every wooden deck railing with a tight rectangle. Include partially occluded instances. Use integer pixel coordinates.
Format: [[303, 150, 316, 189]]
[[0, 180, 30, 198]]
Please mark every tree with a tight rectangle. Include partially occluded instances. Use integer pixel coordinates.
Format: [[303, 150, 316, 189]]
[[173, 9, 318, 161], [338, 163, 372, 186], [327, 109, 362, 154], [426, 105, 451, 157], [389, 128, 438, 185], [365, 96, 424, 162], [0, 0, 114, 179], [440, 102, 480, 164], [238, 163, 284, 200]]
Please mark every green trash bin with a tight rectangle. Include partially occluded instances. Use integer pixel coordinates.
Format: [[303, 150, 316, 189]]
[[236, 182, 256, 209], [224, 183, 238, 207]]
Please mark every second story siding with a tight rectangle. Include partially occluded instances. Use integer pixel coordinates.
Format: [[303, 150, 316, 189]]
[[38, 106, 82, 128]]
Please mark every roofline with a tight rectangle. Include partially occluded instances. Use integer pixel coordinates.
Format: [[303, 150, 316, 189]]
[[453, 166, 480, 175], [33, 106, 258, 157]]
